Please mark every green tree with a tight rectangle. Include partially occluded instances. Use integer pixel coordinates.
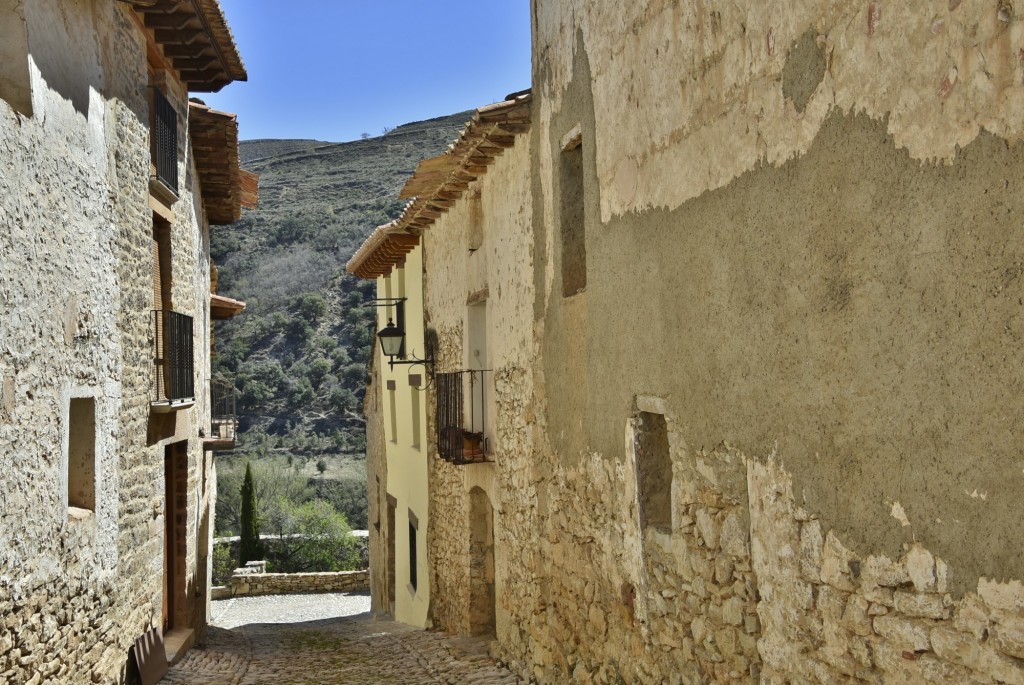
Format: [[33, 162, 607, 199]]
[[308, 357, 333, 388], [290, 377, 315, 405], [294, 293, 328, 324], [239, 462, 263, 565], [263, 498, 359, 572]]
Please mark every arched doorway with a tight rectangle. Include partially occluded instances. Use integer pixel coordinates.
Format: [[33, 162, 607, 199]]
[[468, 487, 495, 637]]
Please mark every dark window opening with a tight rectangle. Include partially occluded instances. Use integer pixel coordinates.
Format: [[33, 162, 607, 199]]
[[152, 310, 194, 404], [67, 397, 96, 512], [635, 411, 672, 532], [152, 88, 178, 194], [560, 133, 585, 297], [408, 517, 418, 592]]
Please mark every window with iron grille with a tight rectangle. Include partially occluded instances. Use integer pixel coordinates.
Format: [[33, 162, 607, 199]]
[[152, 88, 178, 193], [152, 310, 194, 405], [210, 378, 238, 441], [435, 370, 489, 464]]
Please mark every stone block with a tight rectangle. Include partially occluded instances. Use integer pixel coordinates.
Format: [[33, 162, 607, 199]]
[[993, 614, 1024, 660], [719, 511, 747, 558], [696, 509, 720, 549], [954, 594, 991, 640], [862, 556, 909, 589], [820, 532, 856, 592], [841, 595, 873, 636], [931, 625, 1024, 685], [905, 545, 936, 593], [799, 520, 823, 583], [893, 591, 951, 620], [873, 615, 931, 651]]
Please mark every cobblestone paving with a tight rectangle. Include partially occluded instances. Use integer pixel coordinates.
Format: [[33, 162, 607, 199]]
[[161, 593, 524, 685]]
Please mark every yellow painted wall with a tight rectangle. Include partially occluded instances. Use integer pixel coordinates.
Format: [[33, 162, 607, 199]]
[[376, 244, 430, 628]]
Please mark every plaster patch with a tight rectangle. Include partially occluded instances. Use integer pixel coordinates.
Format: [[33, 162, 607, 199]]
[[978, 578, 1024, 612], [890, 501, 911, 527]]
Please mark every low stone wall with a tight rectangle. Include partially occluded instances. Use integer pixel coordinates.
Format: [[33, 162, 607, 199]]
[[227, 567, 370, 598]]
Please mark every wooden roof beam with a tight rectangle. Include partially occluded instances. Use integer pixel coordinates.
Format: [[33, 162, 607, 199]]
[[172, 55, 221, 72], [143, 12, 201, 30]]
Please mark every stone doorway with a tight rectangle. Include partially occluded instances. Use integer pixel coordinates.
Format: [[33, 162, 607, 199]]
[[468, 487, 495, 637]]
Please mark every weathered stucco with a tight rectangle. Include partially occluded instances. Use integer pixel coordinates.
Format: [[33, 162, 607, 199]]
[[373, 248, 431, 628], [410, 1, 1024, 683], [0, 0, 219, 681]]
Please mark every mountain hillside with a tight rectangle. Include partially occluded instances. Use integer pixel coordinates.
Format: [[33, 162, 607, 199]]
[[210, 111, 472, 531]]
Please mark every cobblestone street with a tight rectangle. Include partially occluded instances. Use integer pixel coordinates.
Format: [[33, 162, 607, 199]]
[[161, 593, 524, 685]]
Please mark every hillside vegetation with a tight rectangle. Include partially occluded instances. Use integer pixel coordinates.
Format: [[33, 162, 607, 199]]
[[211, 111, 472, 534]]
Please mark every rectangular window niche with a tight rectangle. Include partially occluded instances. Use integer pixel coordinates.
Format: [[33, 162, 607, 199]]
[[67, 397, 97, 514], [560, 126, 585, 297], [634, 410, 672, 533], [408, 511, 419, 593]]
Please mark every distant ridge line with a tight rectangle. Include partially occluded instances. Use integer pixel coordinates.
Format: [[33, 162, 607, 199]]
[[239, 110, 475, 166]]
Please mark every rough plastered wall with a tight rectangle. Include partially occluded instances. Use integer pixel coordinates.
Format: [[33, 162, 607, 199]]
[[518, 0, 1024, 683], [422, 136, 536, 640], [0, 0, 214, 681]]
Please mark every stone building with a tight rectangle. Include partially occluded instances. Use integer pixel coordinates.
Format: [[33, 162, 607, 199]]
[[360, 2, 1024, 684], [349, 95, 532, 636], [0, 0, 252, 682]]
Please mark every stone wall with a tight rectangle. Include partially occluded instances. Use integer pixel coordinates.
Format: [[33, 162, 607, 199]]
[[412, 2, 1024, 684], [229, 570, 370, 597], [0, 0, 218, 681], [422, 135, 536, 641]]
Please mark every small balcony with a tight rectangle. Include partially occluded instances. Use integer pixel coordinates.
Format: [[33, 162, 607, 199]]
[[152, 310, 194, 412], [151, 88, 178, 201], [436, 370, 491, 465], [205, 379, 238, 451]]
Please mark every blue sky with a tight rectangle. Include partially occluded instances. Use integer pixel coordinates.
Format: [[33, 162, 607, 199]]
[[203, 1, 532, 143]]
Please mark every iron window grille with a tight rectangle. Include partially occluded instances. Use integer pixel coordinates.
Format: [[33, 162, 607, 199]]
[[152, 310, 194, 405], [435, 370, 490, 464], [153, 88, 178, 194], [210, 378, 238, 442]]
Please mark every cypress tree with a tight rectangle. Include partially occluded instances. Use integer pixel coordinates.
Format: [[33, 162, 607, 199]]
[[239, 461, 261, 566]]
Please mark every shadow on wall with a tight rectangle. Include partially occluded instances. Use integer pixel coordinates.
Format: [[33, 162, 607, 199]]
[[26, 0, 103, 118]]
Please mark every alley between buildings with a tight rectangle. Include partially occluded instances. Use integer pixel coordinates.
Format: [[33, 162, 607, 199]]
[[160, 594, 522, 685]]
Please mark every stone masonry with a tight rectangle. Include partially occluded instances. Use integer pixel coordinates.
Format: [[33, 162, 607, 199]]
[[0, 0, 245, 681], [228, 570, 370, 598], [398, 2, 1024, 684]]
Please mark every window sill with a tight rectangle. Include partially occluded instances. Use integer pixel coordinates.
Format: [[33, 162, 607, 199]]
[[68, 506, 93, 522], [148, 178, 178, 223], [151, 398, 195, 413]]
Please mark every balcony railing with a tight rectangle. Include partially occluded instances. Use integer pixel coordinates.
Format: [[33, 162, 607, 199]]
[[206, 378, 238, 450], [153, 88, 178, 194], [436, 370, 490, 464], [152, 310, 194, 410]]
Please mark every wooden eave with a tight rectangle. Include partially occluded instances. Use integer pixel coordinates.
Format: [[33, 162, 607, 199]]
[[345, 228, 420, 280], [210, 293, 246, 320], [126, 0, 247, 92], [189, 101, 259, 224], [345, 91, 531, 281]]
